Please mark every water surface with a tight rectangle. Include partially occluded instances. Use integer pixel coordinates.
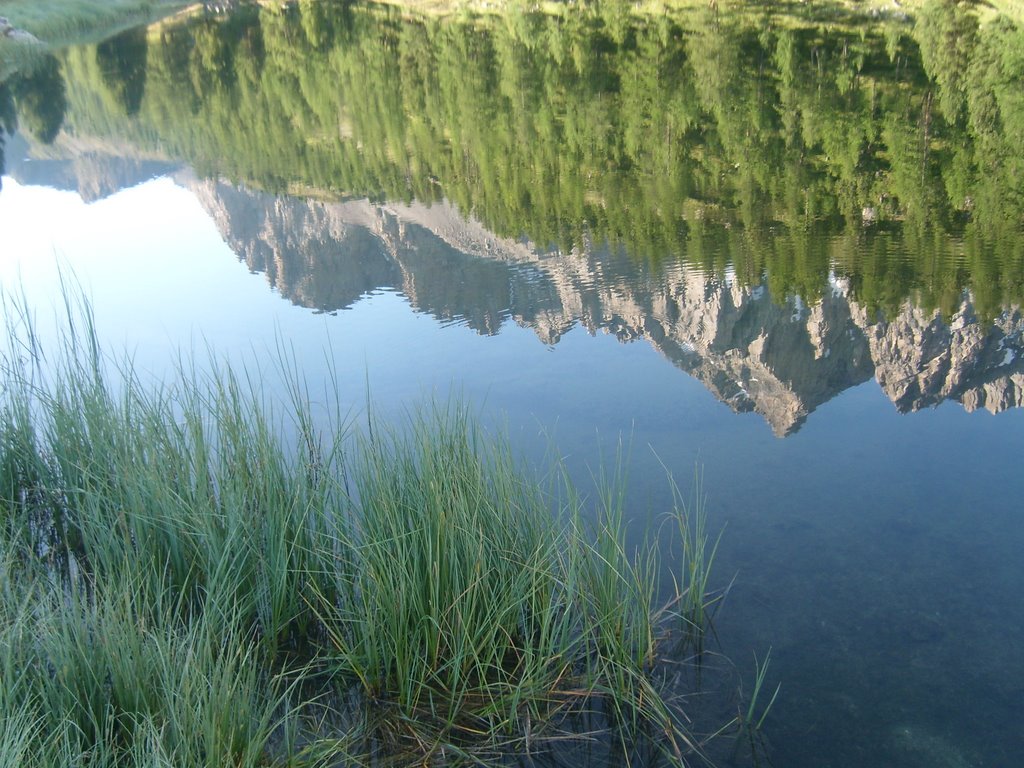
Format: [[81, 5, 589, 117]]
[[1, 1, 1023, 765]]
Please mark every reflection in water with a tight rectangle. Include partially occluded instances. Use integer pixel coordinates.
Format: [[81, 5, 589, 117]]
[[2, 0, 1022, 315], [1, 0, 1023, 435], [3, 130, 175, 201], [19, 129, 1021, 435], [0, 53, 66, 188], [7, 54, 67, 145], [190, 178, 1024, 436], [2, 2, 1024, 766], [95, 27, 149, 117], [0, 82, 13, 186]]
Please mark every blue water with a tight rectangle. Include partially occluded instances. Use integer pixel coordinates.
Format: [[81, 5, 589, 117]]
[[3, 2, 1024, 762], [2, 175, 1021, 766]]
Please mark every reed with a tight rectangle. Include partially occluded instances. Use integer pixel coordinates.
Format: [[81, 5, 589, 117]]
[[0, 291, 731, 766], [728, 648, 781, 765], [663, 466, 725, 653]]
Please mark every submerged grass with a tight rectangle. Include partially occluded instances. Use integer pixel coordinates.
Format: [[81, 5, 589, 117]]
[[0, 292, 733, 766]]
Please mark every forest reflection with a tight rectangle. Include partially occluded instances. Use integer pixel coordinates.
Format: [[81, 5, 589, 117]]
[[1, 0, 1022, 432]]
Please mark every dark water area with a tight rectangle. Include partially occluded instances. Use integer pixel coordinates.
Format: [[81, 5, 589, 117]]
[[1, 1, 1023, 765]]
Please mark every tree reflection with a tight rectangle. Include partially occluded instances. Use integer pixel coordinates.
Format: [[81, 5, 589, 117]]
[[9, 0, 1024, 314], [0, 81, 17, 188], [96, 27, 149, 116], [10, 55, 67, 145]]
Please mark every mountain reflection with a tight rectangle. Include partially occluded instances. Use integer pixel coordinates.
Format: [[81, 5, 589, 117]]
[[184, 178, 1023, 436], [1, 0, 1023, 434]]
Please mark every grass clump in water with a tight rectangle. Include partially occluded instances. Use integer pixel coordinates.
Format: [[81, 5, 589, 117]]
[[0, 293, 728, 766]]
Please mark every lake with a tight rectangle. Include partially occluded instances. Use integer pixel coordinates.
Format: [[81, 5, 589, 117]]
[[1, 1, 1023, 765]]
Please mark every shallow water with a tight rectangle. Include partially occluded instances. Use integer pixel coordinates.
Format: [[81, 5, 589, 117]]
[[1, 1, 1023, 765]]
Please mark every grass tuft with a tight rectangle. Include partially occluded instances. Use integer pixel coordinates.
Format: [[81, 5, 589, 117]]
[[0, 289, 738, 766]]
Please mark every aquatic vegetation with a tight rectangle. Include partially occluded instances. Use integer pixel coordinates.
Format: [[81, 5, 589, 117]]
[[730, 648, 781, 765], [664, 466, 726, 652], [0, 292, 735, 766]]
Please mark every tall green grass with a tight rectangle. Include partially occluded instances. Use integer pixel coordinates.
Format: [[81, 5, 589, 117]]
[[0, 291, 731, 766]]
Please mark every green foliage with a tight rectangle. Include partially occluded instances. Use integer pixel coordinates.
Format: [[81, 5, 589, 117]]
[[8, 53, 66, 143], [0, 290, 727, 765], [0, 82, 14, 183], [5, 0, 1023, 312], [95, 27, 148, 116]]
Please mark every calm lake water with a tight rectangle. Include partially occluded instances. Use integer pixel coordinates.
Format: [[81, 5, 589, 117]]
[[2, 1, 1023, 765]]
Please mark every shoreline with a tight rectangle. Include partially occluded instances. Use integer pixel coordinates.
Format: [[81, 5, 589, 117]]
[[3, 0, 1022, 49]]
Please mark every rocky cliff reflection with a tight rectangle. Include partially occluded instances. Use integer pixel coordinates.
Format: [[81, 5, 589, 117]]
[[191, 178, 1023, 436], [3, 0, 1024, 316], [3, 0, 1023, 435]]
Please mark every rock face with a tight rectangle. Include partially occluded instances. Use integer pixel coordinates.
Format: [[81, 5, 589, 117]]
[[854, 302, 1024, 415], [4, 133, 177, 202], [185, 180, 1024, 435], [186, 176, 529, 335]]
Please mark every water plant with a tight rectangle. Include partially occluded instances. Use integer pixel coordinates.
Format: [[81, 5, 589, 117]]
[[0, 290, 737, 766], [665, 466, 726, 654], [729, 648, 781, 766]]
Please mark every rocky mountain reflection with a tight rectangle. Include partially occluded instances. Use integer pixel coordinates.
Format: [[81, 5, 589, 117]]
[[191, 178, 1023, 436], [2, 0, 1023, 434]]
